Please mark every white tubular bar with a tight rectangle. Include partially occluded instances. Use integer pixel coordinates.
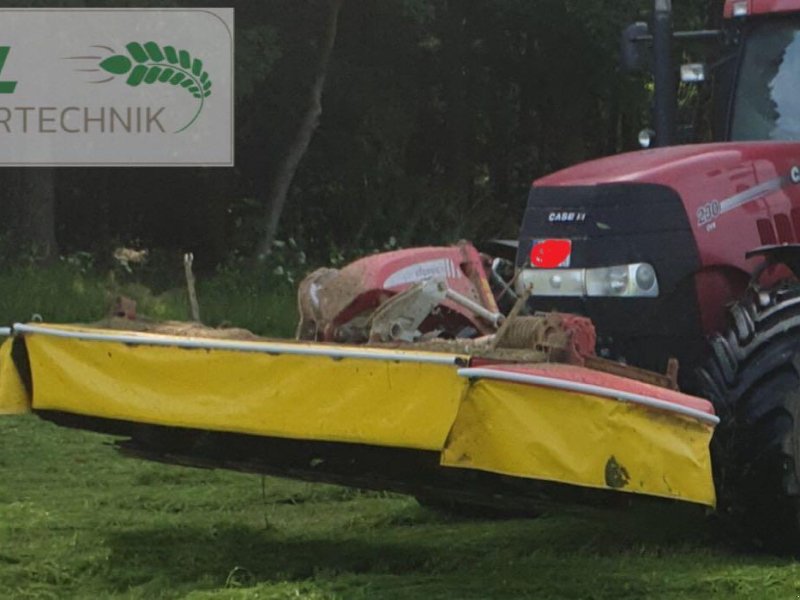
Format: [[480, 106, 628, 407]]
[[458, 367, 720, 426], [12, 323, 462, 366], [444, 288, 505, 328], [0, 327, 10, 337]]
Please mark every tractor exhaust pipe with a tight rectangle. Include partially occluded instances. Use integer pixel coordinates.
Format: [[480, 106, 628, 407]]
[[653, 0, 675, 147]]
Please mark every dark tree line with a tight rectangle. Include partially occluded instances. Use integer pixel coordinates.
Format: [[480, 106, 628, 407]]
[[0, 0, 721, 271]]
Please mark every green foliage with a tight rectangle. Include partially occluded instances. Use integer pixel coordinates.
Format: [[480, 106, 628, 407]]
[[2, 415, 800, 598], [0, 260, 297, 338], [0, 263, 108, 325], [196, 263, 297, 337], [235, 24, 281, 99], [0, 0, 721, 267]]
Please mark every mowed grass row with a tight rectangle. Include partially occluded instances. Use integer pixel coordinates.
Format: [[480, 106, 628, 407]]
[[1, 416, 799, 599]]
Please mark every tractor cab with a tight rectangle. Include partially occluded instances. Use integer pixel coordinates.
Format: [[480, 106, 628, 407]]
[[722, 6, 800, 142], [625, 0, 800, 146]]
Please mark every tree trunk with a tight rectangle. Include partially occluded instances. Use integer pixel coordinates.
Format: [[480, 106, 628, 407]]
[[440, 1, 471, 198], [16, 168, 58, 263], [255, 0, 344, 260]]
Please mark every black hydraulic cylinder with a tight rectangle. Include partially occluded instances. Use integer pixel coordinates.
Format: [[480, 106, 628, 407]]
[[653, 0, 676, 147]]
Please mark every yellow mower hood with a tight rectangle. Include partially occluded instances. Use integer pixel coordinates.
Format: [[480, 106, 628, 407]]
[[2, 322, 717, 507]]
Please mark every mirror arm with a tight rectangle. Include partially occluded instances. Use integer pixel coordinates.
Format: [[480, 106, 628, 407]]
[[673, 29, 722, 41], [627, 29, 722, 45]]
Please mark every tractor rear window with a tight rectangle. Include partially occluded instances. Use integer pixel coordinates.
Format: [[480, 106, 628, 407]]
[[731, 18, 800, 141]]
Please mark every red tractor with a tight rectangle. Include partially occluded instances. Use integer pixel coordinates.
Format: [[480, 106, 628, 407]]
[[511, 0, 800, 548]]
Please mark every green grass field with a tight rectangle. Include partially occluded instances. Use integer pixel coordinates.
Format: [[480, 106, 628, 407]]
[[2, 416, 800, 599], [2, 263, 800, 598]]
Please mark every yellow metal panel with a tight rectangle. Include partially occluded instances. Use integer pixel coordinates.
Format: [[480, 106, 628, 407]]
[[0, 337, 30, 415], [441, 379, 716, 506], [25, 331, 467, 451]]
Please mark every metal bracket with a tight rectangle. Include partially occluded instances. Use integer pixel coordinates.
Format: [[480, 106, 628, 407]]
[[368, 279, 448, 343]]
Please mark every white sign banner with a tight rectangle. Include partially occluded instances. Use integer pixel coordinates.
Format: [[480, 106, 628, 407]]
[[0, 8, 234, 166]]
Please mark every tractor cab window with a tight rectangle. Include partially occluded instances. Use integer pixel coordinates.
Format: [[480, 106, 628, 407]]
[[731, 18, 800, 141]]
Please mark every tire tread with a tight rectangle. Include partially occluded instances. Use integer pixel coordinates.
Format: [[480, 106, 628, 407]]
[[698, 284, 800, 551]]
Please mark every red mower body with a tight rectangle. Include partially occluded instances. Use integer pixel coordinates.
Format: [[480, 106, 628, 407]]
[[297, 243, 500, 342]]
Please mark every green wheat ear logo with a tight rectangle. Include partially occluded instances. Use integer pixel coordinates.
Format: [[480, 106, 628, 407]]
[[98, 42, 212, 133]]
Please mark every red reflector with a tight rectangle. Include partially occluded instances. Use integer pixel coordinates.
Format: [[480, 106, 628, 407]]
[[530, 239, 571, 268]]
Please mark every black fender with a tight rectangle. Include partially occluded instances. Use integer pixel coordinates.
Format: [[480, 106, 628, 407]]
[[746, 244, 800, 280]]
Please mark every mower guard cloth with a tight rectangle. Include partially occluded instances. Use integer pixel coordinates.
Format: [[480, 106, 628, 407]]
[[12, 323, 467, 451], [444, 365, 716, 506], [0, 334, 29, 415], [3, 323, 716, 507]]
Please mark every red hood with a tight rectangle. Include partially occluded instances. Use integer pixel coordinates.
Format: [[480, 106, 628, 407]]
[[534, 142, 799, 189], [531, 140, 800, 332], [723, 0, 800, 18]]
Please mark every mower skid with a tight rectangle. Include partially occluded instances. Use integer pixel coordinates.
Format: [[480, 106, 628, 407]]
[[2, 323, 717, 507]]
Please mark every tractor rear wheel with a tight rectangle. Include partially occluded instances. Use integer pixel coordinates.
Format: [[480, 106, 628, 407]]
[[698, 283, 800, 552]]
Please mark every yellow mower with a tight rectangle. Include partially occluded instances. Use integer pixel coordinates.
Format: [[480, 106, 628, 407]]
[[0, 243, 717, 514]]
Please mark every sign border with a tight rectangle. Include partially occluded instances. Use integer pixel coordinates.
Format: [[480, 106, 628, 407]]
[[0, 8, 234, 167]]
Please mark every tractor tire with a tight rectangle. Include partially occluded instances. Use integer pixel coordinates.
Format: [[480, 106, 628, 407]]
[[697, 283, 800, 552]]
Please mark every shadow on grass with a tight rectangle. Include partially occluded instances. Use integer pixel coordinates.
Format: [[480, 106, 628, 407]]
[[100, 503, 756, 598], [105, 524, 432, 590]]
